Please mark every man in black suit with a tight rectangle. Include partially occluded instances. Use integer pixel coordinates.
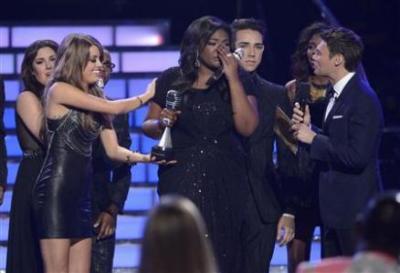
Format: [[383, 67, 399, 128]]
[[0, 76, 7, 205], [292, 27, 383, 257], [90, 50, 132, 273], [231, 18, 295, 273]]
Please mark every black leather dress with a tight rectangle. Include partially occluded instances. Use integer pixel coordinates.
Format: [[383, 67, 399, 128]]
[[33, 109, 101, 238]]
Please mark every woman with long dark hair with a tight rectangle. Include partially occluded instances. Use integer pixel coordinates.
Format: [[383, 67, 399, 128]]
[[142, 16, 258, 273], [283, 22, 331, 273], [6, 39, 58, 273]]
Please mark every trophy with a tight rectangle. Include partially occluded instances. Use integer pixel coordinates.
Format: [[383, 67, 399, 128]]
[[151, 90, 182, 161]]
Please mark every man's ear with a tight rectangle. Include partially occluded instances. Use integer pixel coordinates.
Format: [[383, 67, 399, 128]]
[[334, 54, 344, 67]]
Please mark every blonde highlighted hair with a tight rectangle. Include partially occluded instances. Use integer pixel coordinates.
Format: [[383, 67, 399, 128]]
[[44, 33, 106, 129]]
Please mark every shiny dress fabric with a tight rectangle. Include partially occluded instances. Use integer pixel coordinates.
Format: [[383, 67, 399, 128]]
[[33, 109, 100, 238], [153, 68, 251, 273], [6, 110, 45, 273]]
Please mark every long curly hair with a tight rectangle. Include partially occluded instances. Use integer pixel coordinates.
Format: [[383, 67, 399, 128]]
[[291, 22, 330, 81], [176, 16, 231, 91]]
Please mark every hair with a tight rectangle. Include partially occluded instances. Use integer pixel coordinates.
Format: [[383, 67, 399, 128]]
[[176, 15, 230, 91], [356, 191, 400, 257], [138, 195, 218, 273], [230, 18, 267, 43], [291, 22, 330, 81], [320, 27, 364, 72], [21, 39, 59, 98], [45, 33, 105, 129]]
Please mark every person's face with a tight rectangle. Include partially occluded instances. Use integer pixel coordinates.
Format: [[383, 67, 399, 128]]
[[307, 34, 322, 65], [100, 52, 113, 84], [200, 29, 230, 69], [82, 45, 102, 87], [32, 46, 56, 86], [311, 40, 336, 77], [234, 29, 264, 72]]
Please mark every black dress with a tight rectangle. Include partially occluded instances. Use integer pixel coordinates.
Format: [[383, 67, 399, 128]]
[[33, 109, 100, 238], [153, 68, 251, 273], [6, 100, 45, 273]]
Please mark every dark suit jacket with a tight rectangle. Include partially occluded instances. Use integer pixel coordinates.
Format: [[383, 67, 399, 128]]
[[92, 113, 132, 215], [310, 73, 383, 228], [0, 76, 7, 189], [244, 73, 294, 224]]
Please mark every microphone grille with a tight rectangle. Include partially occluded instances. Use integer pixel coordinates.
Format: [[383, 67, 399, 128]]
[[165, 90, 183, 110]]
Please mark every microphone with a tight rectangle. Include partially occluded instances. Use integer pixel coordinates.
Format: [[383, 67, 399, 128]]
[[162, 90, 183, 126], [151, 89, 182, 161], [297, 82, 310, 114]]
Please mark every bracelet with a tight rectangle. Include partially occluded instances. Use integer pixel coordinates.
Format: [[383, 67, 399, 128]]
[[137, 96, 144, 106]]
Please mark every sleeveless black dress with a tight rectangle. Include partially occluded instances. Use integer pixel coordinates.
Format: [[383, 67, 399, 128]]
[[6, 101, 45, 273], [153, 68, 252, 273], [33, 109, 101, 238]]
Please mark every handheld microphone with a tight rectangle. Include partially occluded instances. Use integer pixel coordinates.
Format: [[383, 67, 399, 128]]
[[162, 90, 183, 126], [297, 82, 310, 114]]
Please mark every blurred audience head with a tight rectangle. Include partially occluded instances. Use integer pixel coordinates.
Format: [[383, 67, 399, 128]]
[[355, 191, 400, 258], [138, 195, 218, 273]]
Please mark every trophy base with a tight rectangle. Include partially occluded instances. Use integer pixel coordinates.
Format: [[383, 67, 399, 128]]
[[151, 145, 174, 161]]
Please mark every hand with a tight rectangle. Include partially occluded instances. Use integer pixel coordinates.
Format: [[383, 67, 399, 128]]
[[291, 102, 311, 126], [276, 214, 295, 246], [291, 122, 316, 144], [217, 46, 239, 81], [142, 78, 157, 103], [159, 108, 181, 128], [93, 212, 116, 240], [0, 186, 4, 206]]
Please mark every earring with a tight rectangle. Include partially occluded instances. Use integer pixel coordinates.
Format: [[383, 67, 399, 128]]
[[194, 50, 200, 68]]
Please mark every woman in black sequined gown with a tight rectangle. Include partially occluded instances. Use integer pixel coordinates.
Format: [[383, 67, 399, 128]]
[[142, 16, 258, 273], [32, 34, 156, 273], [6, 40, 58, 273]]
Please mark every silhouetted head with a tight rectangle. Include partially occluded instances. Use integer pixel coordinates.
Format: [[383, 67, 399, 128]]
[[138, 195, 218, 273], [356, 191, 400, 258]]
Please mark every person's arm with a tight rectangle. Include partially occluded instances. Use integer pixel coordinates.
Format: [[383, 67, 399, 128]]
[[16, 91, 44, 141], [100, 127, 151, 164], [0, 78, 7, 204], [217, 47, 258, 136], [108, 113, 132, 212], [142, 101, 167, 139], [95, 113, 132, 239], [48, 80, 155, 116]]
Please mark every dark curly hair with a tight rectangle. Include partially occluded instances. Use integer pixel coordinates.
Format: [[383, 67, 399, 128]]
[[291, 22, 330, 81], [20, 39, 58, 98], [176, 16, 230, 91]]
